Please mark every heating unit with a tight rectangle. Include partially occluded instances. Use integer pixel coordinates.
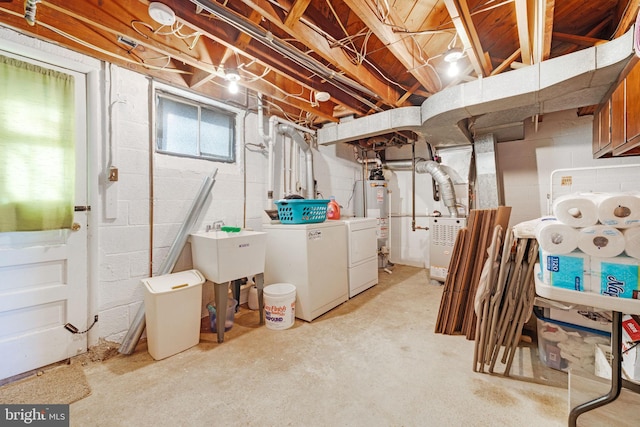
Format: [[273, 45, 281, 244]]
[[429, 216, 467, 282]]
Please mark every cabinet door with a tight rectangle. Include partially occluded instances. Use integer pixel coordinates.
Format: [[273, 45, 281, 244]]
[[592, 106, 601, 155], [600, 100, 611, 151], [611, 81, 626, 149], [626, 62, 640, 146]]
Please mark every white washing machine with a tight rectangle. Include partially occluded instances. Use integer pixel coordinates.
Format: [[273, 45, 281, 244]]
[[344, 217, 378, 298], [263, 221, 348, 321]]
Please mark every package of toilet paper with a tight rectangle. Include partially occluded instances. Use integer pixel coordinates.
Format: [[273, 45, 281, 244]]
[[539, 250, 591, 292]]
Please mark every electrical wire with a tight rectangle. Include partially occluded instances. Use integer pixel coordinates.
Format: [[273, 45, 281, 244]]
[[0, 6, 189, 74]]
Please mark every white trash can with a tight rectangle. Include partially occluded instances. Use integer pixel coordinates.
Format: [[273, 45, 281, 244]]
[[143, 269, 205, 360]]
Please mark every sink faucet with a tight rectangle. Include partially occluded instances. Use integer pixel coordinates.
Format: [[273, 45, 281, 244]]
[[206, 220, 225, 232]]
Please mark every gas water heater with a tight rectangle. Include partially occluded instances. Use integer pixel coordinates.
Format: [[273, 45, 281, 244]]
[[353, 179, 390, 268]]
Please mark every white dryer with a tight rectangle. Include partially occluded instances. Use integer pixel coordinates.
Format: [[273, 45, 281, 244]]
[[344, 218, 378, 298]]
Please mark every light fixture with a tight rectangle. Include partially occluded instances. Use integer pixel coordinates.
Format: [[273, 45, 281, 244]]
[[225, 69, 241, 94], [148, 2, 176, 26], [314, 91, 330, 103], [443, 47, 463, 63], [443, 47, 463, 77]]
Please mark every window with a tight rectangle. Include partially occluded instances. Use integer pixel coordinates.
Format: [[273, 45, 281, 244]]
[[155, 90, 236, 162]]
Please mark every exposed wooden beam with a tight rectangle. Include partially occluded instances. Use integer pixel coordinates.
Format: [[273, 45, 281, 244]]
[[444, 0, 493, 77], [613, 0, 640, 38], [238, 0, 402, 106], [283, 0, 311, 27], [515, 0, 534, 65], [537, 0, 555, 62], [395, 82, 422, 107], [218, 10, 262, 68], [189, 68, 216, 89], [342, 0, 440, 94], [33, 0, 340, 121], [552, 32, 607, 47], [490, 48, 521, 76]]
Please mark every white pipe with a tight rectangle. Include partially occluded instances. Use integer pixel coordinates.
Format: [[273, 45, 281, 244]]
[[257, 92, 315, 206], [278, 124, 315, 199], [257, 94, 275, 209], [353, 146, 382, 167]]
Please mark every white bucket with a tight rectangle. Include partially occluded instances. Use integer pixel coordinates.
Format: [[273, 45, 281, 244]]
[[263, 283, 296, 330]]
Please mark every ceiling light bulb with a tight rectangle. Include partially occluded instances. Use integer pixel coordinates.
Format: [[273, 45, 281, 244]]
[[447, 61, 459, 77], [227, 80, 239, 94], [148, 2, 176, 26]]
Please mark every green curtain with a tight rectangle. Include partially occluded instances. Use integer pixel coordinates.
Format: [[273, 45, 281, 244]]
[[0, 55, 75, 232]]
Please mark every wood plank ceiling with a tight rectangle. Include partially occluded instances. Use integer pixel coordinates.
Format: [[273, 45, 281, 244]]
[[0, 0, 638, 129]]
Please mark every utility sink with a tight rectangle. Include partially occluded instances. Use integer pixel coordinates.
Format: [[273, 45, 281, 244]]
[[190, 230, 267, 283]]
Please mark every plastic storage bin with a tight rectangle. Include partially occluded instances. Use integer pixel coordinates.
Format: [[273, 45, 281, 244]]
[[207, 298, 237, 332], [143, 269, 205, 360], [534, 307, 610, 374], [275, 199, 329, 224]]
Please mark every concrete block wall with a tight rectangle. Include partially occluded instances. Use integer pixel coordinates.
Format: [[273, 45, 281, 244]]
[[97, 67, 362, 343], [497, 110, 640, 228]]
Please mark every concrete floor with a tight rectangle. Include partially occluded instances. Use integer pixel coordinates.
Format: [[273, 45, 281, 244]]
[[70, 265, 636, 426]]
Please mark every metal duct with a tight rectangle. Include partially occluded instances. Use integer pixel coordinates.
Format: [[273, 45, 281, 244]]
[[189, 0, 382, 112], [278, 124, 315, 199], [383, 159, 458, 217], [415, 160, 458, 217], [318, 28, 635, 146]]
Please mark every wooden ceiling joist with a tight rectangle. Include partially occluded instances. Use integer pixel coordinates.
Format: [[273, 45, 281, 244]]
[[538, 0, 555, 62], [444, 0, 493, 77], [342, 0, 440, 95], [552, 32, 607, 47], [515, 0, 534, 65], [238, 0, 403, 106], [283, 0, 311, 27]]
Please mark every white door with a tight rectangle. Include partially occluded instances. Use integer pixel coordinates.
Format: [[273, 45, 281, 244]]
[[0, 52, 88, 380]]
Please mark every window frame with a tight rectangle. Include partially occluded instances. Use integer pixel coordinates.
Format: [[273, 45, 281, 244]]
[[153, 83, 240, 163]]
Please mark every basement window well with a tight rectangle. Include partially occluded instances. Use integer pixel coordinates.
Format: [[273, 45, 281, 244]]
[[155, 88, 236, 163]]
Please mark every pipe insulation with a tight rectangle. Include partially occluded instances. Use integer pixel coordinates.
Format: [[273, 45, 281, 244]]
[[118, 169, 218, 355], [278, 124, 315, 199]]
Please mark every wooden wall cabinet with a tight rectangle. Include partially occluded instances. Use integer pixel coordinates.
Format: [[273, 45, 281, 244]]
[[621, 61, 640, 153], [593, 100, 611, 158], [594, 58, 640, 158]]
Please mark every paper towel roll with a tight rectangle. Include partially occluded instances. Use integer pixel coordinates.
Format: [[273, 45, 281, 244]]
[[577, 225, 625, 258], [535, 219, 579, 254], [624, 227, 640, 259], [552, 194, 600, 228], [597, 193, 640, 228]]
